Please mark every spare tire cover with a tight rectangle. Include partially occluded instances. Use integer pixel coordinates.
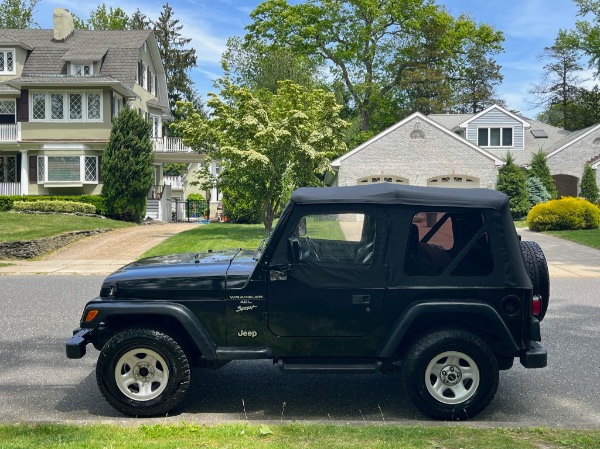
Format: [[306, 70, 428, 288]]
[[520, 240, 550, 321]]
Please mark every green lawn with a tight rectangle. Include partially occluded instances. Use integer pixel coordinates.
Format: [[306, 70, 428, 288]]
[[142, 223, 267, 258], [545, 228, 600, 249], [0, 212, 133, 242], [0, 423, 599, 449]]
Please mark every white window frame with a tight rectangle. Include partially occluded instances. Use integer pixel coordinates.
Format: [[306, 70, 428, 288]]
[[30, 91, 103, 123], [0, 155, 18, 183], [37, 155, 99, 184], [0, 99, 16, 121], [477, 126, 514, 148], [150, 114, 161, 138], [71, 62, 93, 76], [142, 62, 148, 90], [0, 48, 16, 75]]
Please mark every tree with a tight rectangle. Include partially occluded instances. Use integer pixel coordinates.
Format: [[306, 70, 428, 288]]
[[0, 0, 40, 28], [497, 154, 530, 218], [154, 3, 197, 112], [529, 151, 558, 199], [163, 162, 188, 177], [247, 0, 503, 134], [87, 3, 130, 30], [102, 108, 155, 222], [580, 162, 599, 203], [529, 31, 584, 130], [172, 80, 349, 232], [130, 9, 152, 30], [527, 176, 551, 207]]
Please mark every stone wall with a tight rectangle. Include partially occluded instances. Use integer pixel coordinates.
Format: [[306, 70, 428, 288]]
[[0, 229, 110, 259]]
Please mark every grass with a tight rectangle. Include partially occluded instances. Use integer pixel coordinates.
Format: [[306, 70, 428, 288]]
[[0, 423, 599, 448], [142, 223, 267, 258], [0, 212, 133, 242], [545, 228, 600, 249]]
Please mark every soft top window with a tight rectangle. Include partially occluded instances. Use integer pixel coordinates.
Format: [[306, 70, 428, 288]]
[[404, 211, 493, 276]]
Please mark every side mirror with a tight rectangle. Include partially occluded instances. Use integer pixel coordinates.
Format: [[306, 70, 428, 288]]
[[287, 238, 301, 264]]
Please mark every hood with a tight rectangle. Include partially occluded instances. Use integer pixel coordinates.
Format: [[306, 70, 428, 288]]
[[99, 249, 256, 300]]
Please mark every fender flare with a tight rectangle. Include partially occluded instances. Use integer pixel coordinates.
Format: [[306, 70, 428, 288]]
[[378, 301, 520, 358], [81, 301, 218, 360]]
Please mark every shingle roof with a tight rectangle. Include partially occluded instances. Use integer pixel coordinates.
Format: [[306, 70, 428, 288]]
[[0, 29, 152, 89], [428, 114, 471, 130]]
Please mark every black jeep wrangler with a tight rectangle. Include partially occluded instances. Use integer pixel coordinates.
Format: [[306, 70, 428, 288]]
[[66, 184, 548, 420]]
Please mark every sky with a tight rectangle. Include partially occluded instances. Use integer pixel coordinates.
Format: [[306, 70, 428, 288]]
[[30, 0, 589, 118]]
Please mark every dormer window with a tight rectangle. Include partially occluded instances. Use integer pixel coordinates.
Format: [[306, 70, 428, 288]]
[[72, 63, 93, 76], [477, 127, 513, 147], [0, 49, 15, 74]]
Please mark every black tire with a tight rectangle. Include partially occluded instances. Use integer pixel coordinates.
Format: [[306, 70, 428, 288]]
[[520, 240, 550, 321], [96, 328, 191, 417], [403, 329, 499, 420]]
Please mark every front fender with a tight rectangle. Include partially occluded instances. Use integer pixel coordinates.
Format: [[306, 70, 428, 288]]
[[378, 301, 520, 358], [80, 300, 218, 360]]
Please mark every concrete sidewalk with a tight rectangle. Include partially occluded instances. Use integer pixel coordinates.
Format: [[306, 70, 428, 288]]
[[0, 225, 599, 277]]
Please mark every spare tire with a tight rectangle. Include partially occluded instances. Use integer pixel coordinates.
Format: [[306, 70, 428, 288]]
[[520, 240, 550, 321]]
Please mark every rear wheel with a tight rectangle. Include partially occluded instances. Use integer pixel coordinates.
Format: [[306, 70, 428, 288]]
[[403, 329, 499, 420], [520, 240, 550, 320], [96, 328, 191, 416]]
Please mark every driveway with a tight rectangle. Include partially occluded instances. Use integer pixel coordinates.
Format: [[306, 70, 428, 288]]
[[0, 222, 197, 275]]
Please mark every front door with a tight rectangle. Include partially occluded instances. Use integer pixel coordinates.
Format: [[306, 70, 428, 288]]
[[267, 207, 387, 337]]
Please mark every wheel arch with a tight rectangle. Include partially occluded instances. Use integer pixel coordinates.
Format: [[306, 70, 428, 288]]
[[378, 302, 520, 359], [82, 302, 217, 360]]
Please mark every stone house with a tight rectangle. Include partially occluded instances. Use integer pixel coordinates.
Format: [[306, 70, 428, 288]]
[[331, 104, 600, 197]]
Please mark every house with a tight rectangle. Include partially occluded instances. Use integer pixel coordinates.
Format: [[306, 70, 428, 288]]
[[0, 8, 203, 220], [331, 104, 600, 197]]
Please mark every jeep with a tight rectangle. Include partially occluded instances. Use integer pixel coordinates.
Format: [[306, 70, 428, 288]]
[[66, 183, 548, 420]]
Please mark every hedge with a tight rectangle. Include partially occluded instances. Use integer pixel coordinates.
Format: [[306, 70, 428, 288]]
[[12, 200, 97, 214], [527, 196, 600, 231], [0, 195, 107, 215]]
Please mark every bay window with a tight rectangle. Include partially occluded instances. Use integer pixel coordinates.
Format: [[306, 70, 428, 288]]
[[37, 155, 98, 183]]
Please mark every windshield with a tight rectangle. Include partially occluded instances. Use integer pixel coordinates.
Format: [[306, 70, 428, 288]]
[[254, 200, 294, 261]]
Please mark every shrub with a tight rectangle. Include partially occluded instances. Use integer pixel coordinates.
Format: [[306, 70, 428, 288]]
[[580, 162, 599, 204], [527, 197, 600, 231], [12, 200, 96, 214], [497, 153, 530, 218], [0, 195, 107, 214], [527, 176, 551, 207], [529, 151, 558, 199]]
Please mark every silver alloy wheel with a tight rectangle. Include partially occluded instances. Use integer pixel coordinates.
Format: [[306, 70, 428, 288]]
[[114, 348, 169, 401], [424, 350, 480, 405]]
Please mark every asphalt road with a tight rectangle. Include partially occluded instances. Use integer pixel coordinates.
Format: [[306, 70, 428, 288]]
[[0, 275, 599, 427]]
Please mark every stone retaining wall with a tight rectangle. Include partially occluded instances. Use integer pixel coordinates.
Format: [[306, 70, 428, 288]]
[[0, 229, 111, 259]]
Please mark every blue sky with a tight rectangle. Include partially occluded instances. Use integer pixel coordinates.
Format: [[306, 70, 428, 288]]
[[32, 0, 587, 117]]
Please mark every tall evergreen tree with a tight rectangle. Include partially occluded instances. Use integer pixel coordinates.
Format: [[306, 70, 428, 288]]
[[0, 0, 40, 28], [102, 108, 154, 222], [580, 162, 599, 203], [497, 154, 530, 218], [130, 9, 152, 30], [154, 3, 197, 112], [529, 151, 558, 199]]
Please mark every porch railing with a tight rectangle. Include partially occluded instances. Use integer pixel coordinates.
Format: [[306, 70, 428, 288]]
[[147, 184, 164, 200], [0, 124, 19, 142], [152, 137, 194, 153], [163, 175, 183, 189], [0, 183, 21, 195]]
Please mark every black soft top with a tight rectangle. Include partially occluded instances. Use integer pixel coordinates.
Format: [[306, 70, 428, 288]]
[[291, 184, 508, 210]]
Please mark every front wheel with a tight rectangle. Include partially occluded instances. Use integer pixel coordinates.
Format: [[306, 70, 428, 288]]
[[403, 329, 499, 420], [96, 328, 191, 416]]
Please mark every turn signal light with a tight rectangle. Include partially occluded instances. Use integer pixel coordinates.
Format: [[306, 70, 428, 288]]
[[84, 310, 99, 322], [532, 295, 542, 316]]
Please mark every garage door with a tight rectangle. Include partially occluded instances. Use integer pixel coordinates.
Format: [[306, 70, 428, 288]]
[[427, 175, 480, 188]]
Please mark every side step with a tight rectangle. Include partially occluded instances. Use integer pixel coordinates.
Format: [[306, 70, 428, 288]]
[[278, 359, 383, 374]]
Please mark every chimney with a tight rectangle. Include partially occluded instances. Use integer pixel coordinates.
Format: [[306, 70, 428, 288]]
[[53, 8, 74, 41]]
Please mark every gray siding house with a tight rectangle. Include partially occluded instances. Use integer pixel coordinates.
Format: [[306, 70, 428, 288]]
[[332, 104, 600, 197]]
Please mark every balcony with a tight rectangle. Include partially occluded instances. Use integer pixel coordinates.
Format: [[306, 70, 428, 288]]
[[0, 124, 20, 142], [152, 137, 194, 153]]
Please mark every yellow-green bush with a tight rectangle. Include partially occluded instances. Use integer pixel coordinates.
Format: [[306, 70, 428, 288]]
[[526, 197, 600, 231], [12, 200, 97, 215]]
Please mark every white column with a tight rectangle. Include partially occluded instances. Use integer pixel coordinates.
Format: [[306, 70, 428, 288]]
[[19, 149, 28, 195]]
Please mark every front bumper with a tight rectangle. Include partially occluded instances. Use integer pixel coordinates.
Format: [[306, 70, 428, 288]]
[[520, 341, 547, 368], [65, 328, 92, 359]]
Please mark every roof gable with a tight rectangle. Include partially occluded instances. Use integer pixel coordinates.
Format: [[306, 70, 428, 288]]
[[331, 112, 504, 167], [458, 104, 531, 129], [546, 123, 600, 159]]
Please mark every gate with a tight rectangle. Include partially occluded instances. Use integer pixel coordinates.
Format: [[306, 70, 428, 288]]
[[171, 199, 207, 222]]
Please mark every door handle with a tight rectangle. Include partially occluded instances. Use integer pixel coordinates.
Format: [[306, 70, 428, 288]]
[[352, 295, 371, 304]]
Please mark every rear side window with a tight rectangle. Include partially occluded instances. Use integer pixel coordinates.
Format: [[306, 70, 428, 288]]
[[404, 212, 493, 276]]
